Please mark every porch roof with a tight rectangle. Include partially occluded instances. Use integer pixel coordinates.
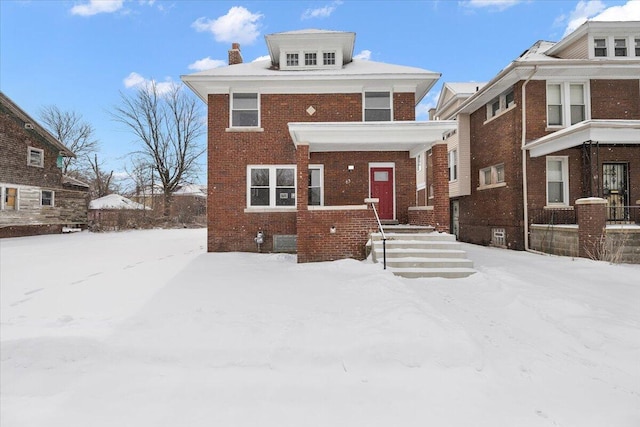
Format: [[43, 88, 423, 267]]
[[526, 120, 640, 158], [288, 121, 457, 156]]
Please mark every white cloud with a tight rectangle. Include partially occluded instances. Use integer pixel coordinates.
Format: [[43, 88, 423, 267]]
[[70, 0, 124, 16], [252, 55, 271, 62], [461, 0, 521, 11], [561, 0, 606, 36], [123, 72, 175, 95], [188, 57, 226, 71], [301, 1, 343, 20], [592, 0, 640, 21], [192, 6, 263, 44], [353, 50, 371, 60]]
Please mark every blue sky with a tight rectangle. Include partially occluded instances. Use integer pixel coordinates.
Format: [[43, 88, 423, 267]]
[[1, 0, 638, 186]]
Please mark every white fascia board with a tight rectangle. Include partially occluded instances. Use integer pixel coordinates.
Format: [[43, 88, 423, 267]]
[[526, 120, 640, 157], [289, 121, 457, 154]]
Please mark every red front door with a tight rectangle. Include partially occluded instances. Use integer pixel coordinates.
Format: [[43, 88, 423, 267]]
[[370, 167, 394, 220]]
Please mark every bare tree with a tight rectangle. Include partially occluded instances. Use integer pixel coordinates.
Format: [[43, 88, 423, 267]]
[[111, 82, 205, 218], [88, 154, 116, 199], [39, 105, 99, 174]]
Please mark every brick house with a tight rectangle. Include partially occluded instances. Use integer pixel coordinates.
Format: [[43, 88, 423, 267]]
[[0, 92, 89, 238], [182, 30, 456, 262], [430, 21, 640, 254]]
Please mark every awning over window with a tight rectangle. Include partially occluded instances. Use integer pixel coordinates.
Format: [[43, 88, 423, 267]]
[[526, 120, 640, 157], [288, 121, 457, 156]]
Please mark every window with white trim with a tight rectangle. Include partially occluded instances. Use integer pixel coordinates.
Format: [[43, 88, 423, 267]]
[[546, 156, 569, 205], [364, 92, 391, 121], [41, 190, 54, 207], [479, 164, 505, 188], [636, 38, 640, 56], [614, 38, 627, 56], [546, 82, 588, 127], [323, 51, 335, 65], [594, 38, 607, 57], [486, 88, 515, 120], [308, 165, 324, 206], [247, 166, 296, 208], [1, 187, 18, 210], [231, 93, 259, 127], [416, 154, 422, 172], [28, 147, 44, 167], [448, 149, 457, 181], [286, 53, 299, 66], [305, 52, 317, 66]]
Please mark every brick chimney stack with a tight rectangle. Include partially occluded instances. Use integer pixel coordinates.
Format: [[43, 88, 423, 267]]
[[228, 43, 243, 65]]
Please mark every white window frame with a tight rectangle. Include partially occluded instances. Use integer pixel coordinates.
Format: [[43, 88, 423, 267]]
[[448, 149, 458, 182], [590, 35, 640, 58], [286, 53, 299, 66], [546, 81, 589, 128], [28, 146, 44, 167], [308, 164, 324, 206], [546, 156, 569, 206], [230, 92, 260, 128], [41, 189, 55, 207], [323, 51, 336, 65], [485, 88, 515, 122], [416, 154, 422, 172], [246, 165, 297, 210], [363, 91, 392, 122], [614, 38, 628, 57], [478, 164, 506, 190], [304, 52, 317, 66]]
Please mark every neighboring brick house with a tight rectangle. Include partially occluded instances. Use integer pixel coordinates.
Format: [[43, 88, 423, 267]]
[[0, 92, 89, 238], [182, 30, 455, 262], [429, 20, 640, 252]]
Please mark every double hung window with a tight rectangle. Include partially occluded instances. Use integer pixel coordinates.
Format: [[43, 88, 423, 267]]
[[614, 38, 627, 56], [364, 92, 391, 121], [41, 190, 54, 207], [231, 93, 259, 127], [448, 150, 458, 181], [28, 147, 44, 167], [308, 166, 323, 206], [547, 82, 587, 127], [248, 166, 296, 208], [546, 157, 568, 205]]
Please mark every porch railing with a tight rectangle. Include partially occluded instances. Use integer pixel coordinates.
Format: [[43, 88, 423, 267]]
[[370, 201, 387, 269], [529, 207, 577, 225], [607, 206, 640, 225]]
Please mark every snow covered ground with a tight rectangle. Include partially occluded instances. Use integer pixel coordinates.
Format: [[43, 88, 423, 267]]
[[1, 228, 639, 427]]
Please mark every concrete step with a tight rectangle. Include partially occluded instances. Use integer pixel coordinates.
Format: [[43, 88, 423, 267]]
[[371, 232, 457, 242], [385, 257, 474, 269], [387, 267, 477, 279], [372, 240, 463, 251], [377, 248, 469, 259], [381, 225, 434, 233]]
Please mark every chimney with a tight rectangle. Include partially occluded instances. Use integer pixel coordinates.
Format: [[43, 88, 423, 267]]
[[228, 43, 243, 65]]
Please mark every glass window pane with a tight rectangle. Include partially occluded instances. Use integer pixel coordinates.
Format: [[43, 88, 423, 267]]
[[614, 39, 627, 56], [365, 109, 391, 121], [276, 168, 294, 186], [548, 105, 562, 126], [547, 84, 561, 104], [374, 171, 389, 181], [570, 105, 585, 125], [496, 165, 505, 182], [233, 93, 257, 109], [570, 84, 584, 104], [308, 188, 321, 206], [250, 188, 269, 206], [548, 182, 564, 203], [308, 169, 320, 187], [365, 92, 390, 109], [232, 111, 258, 127], [275, 188, 295, 206], [505, 91, 515, 107], [251, 168, 269, 186], [483, 169, 492, 185], [594, 38, 607, 57]]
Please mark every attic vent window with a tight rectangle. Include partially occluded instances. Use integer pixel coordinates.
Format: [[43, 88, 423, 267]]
[[305, 52, 317, 66], [323, 52, 335, 65], [286, 53, 298, 66], [24, 123, 34, 130]]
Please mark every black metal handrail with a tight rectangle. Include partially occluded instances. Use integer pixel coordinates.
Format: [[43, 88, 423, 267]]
[[528, 207, 577, 225], [370, 201, 387, 269]]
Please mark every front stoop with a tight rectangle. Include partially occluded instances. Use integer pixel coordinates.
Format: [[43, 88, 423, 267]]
[[367, 225, 476, 279]]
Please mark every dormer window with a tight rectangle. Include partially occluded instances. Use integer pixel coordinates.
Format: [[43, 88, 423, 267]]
[[305, 52, 317, 66], [286, 53, 298, 66], [323, 52, 336, 65], [615, 38, 627, 56], [364, 92, 391, 121], [594, 38, 607, 57]]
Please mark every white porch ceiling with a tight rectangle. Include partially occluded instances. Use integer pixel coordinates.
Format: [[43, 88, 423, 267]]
[[526, 120, 640, 157], [288, 121, 457, 155]]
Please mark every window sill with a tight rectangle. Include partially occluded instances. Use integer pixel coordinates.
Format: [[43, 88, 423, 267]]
[[483, 104, 516, 125], [28, 164, 44, 168], [226, 127, 264, 133], [544, 204, 572, 209], [244, 207, 296, 213], [477, 182, 507, 191]]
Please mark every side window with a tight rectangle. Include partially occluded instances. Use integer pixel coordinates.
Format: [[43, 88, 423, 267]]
[[546, 157, 568, 205], [247, 166, 296, 208], [448, 150, 458, 181], [308, 166, 323, 206], [364, 92, 391, 121], [28, 147, 44, 167], [41, 190, 54, 207], [231, 93, 259, 127]]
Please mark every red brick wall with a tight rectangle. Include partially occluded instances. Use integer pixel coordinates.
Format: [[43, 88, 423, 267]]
[[591, 80, 640, 120], [207, 92, 416, 253], [576, 199, 607, 259], [431, 144, 450, 231], [297, 207, 377, 263], [408, 207, 435, 227]]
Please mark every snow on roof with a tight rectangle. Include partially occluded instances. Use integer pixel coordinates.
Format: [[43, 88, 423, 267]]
[[186, 58, 438, 78], [445, 82, 487, 95], [173, 184, 207, 197], [516, 40, 558, 62], [89, 194, 150, 210]]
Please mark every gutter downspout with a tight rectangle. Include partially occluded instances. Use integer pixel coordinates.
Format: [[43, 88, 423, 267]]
[[521, 66, 537, 251]]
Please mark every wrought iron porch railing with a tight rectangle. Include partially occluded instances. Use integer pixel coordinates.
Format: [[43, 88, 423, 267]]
[[607, 206, 640, 225], [529, 207, 577, 225]]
